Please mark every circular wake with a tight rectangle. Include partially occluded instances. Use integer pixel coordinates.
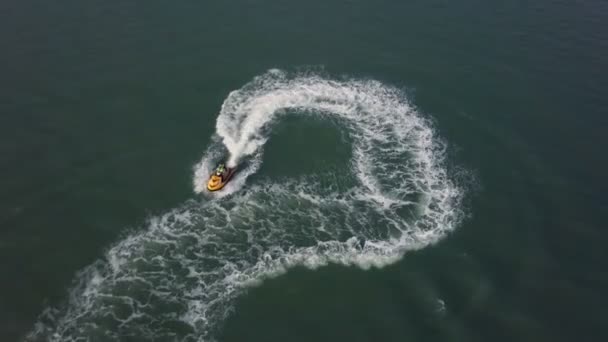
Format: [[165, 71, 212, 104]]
[[27, 70, 465, 342]]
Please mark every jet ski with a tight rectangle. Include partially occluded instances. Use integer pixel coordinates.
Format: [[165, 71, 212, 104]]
[[207, 163, 236, 191]]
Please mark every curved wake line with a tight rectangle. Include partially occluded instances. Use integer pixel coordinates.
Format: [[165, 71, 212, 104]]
[[27, 69, 467, 342]]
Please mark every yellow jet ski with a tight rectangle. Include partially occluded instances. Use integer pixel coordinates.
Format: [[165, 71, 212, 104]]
[[207, 164, 236, 191]]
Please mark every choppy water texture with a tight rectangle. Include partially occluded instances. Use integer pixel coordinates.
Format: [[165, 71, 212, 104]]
[[27, 70, 466, 341]]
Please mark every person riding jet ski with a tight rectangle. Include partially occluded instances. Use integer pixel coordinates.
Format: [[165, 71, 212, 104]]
[[207, 162, 235, 191], [215, 163, 227, 179]]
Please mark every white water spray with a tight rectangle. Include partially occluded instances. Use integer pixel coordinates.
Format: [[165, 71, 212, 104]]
[[28, 70, 466, 342]]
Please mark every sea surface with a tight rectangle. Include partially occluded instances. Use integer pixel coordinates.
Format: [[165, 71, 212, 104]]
[[1, 1, 607, 341]]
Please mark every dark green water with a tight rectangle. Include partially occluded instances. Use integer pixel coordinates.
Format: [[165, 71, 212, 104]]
[[1, 0, 607, 341]]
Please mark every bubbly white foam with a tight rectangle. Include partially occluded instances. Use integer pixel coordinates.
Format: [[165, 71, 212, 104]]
[[27, 69, 466, 342]]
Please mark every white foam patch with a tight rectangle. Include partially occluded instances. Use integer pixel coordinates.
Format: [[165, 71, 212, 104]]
[[27, 69, 467, 342], [436, 299, 447, 315]]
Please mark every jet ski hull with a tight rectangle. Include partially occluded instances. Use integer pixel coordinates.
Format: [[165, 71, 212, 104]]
[[207, 167, 236, 191]]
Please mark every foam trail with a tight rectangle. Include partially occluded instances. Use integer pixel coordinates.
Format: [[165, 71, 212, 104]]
[[27, 70, 466, 342]]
